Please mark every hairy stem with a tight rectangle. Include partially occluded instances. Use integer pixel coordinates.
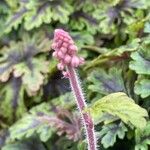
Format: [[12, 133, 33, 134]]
[[67, 66, 97, 150]]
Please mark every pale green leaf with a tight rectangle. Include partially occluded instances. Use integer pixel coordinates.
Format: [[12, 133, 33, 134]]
[[135, 121, 150, 150], [86, 92, 148, 129], [130, 51, 150, 75], [134, 78, 150, 98]]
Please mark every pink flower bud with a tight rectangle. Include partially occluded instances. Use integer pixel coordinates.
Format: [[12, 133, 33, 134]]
[[57, 40, 63, 48], [69, 40, 74, 44], [51, 43, 57, 49], [54, 29, 64, 36], [68, 45, 78, 55], [62, 42, 68, 48], [52, 51, 57, 58], [57, 63, 64, 71], [59, 36, 64, 40], [79, 57, 85, 65], [57, 50, 64, 59], [63, 37, 69, 42], [62, 71, 70, 78], [71, 56, 80, 67], [64, 54, 71, 64], [52, 29, 85, 69], [60, 47, 67, 53]]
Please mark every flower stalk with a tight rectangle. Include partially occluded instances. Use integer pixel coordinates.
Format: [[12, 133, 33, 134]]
[[52, 29, 97, 150], [67, 66, 97, 150]]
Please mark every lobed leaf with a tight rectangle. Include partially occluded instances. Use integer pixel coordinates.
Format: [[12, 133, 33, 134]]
[[99, 122, 128, 148], [134, 78, 150, 98], [87, 67, 126, 96], [130, 51, 150, 75], [135, 121, 150, 150], [2, 138, 46, 150], [86, 92, 148, 129], [0, 32, 51, 95]]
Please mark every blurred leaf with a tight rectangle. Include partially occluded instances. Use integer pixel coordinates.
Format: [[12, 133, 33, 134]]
[[93, 0, 147, 35], [6, 0, 73, 31], [87, 67, 126, 96], [2, 138, 46, 150], [135, 121, 150, 150], [134, 78, 150, 98], [9, 101, 81, 143], [99, 122, 128, 148], [86, 92, 148, 129], [5, 0, 19, 9], [71, 31, 94, 48], [0, 1, 10, 37], [51, 92, 75, 109], [70, 10, 98, 34], [0, 32, 51, 95], [9, 103, 55, 142], [0, 77, 26, 122], [55, 137, 80, 150], [85, 39, 140, 70], [130, 51, 150, 75], [144, 22, 150, 33], [0, 129, 9, 149]]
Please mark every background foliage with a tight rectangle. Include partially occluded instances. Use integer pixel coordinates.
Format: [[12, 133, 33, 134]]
[[0, 0, 150, 149]]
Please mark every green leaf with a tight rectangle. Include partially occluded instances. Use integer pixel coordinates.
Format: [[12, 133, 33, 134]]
[[85, 39, 140, 70], [144, 22, 150, 33], [0, 1, 10, 37], [86, 92, 148, 129], [0, 77, 26, 122], [5, 0, 19, 9], [2, 138, 46, 150], [71, 31, 94, 48], [134, 78, 150, 98], [129, 37, 150, 74], [5, 7, 27, 33], [93, 0, 147, 35], [135, 121, 150, 150], [52, 92, 75, 109], [0, 32, 51, 95], [8, 103, 55, 142], [69, 12, 98, 34], [6, 0, 73, 31], [99, 122, 128, 148], [9, 98, 81, 143], [130, 51, 150, 75], [87, 67, 126, 96]]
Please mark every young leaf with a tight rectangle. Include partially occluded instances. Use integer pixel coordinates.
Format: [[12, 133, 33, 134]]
[[86, 92, 148, 129]]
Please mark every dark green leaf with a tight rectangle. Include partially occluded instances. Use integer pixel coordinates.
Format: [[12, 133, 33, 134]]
[[99, 122, 128, 148]]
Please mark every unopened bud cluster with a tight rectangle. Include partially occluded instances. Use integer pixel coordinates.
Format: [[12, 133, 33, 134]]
[[51, 29, 84, 72]]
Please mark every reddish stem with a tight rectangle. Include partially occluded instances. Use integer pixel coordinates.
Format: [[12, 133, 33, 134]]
[[67, 66, 97, 150]]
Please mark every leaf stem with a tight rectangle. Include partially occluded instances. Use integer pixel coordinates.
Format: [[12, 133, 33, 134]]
[[67, 66, 97, 150]]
